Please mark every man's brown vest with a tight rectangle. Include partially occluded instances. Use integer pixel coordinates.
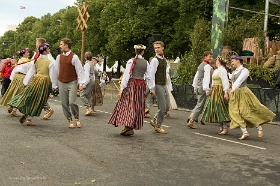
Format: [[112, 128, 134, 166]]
[[58, 52, 77, 82]]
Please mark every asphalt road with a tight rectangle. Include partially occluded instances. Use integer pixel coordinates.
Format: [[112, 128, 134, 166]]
[[0, 90, 280, 186]]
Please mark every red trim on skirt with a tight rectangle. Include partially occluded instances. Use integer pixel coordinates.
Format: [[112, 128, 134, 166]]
[[108, 78, 146, 130]]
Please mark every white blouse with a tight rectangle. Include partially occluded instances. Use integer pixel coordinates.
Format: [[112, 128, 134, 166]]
[[230, 65, 249, 91], [212, 66, 230, 92], [121, 55, 154, 91]]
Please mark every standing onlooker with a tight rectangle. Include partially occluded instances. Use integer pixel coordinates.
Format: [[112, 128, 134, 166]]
[[108, 44, 154, 136], [201, 57, 230, 134], [80, 52, 95, 115], [91, 56, 103, 113], [228, 56, 275, 140], [1, 59, 13, 96], [187, 51, 213, 129], [100, 71, 109, 97], [149, 41, 169, 134], [52, 38, 86, 128]]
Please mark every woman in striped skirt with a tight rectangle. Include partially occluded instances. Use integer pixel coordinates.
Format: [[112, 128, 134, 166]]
[[8, 44, 54, 126], [91, 56, 103, 113], [108, 44, 154, 136], [0, 48, 32, 116], [201, 57, 230, 134]]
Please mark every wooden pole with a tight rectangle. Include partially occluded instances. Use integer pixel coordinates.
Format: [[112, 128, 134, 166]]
[[81, 29, 86, 65]]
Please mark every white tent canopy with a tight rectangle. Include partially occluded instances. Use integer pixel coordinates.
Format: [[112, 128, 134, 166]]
[[97, 63, 112, 72], [111, 61, 125, 73]]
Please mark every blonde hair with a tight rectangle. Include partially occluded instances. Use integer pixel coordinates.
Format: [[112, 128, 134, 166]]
[[153, 41, 164, 47], [84, 52, 92, 60], [36, 38, 46, 45]]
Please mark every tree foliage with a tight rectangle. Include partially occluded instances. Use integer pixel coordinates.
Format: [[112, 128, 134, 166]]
[[0, 0, 279, 74]]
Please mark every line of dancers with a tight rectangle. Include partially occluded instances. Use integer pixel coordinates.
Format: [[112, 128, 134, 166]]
[[0, 38, 103, 128], [1, 39, 276, 140]]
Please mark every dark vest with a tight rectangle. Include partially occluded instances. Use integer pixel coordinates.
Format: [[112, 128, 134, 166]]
[[232, 68, 247, 87], [155, 56, 167, 85], [131, 58, 147, 80], [58, 52, 77, 83]]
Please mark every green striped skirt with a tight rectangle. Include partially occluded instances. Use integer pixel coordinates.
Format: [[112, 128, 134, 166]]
[[8, 75, 51, 116], [201, 84, 230, 123], [0, 73, 25, 106]]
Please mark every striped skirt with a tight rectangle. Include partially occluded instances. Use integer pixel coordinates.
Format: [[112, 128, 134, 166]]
[[8, 75, 51, 116], [92, 80, 103, 106], [0, 73, 25, 106], [229, 86, 275, 129], [108, 78, 146, 130], [201, 84, 230, 123]]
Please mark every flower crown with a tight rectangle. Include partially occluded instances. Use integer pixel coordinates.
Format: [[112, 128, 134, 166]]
[[37, 44, 49, 53], [17, 48, 28, 56], [134, 44, 146, 50]]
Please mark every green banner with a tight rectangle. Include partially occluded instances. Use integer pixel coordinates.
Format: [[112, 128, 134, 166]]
[[211, 0, 227, 58]]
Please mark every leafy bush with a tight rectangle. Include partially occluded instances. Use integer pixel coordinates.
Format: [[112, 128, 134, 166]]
[[247, 65, 276, 86], [175, 18, 211, 84]]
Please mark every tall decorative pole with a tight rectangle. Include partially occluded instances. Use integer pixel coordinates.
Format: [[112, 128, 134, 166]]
[[76, 2, 90, 65], [211, 0, 227, 58]]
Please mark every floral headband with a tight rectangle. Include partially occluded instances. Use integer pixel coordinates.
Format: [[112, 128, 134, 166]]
[[37, 44, 49, 53], [134, 44, 146, 50], [17, 48, 28, 56]]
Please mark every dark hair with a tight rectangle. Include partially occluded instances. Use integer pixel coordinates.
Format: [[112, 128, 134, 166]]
[[204, 51, 212, 57], [61, 38, 72, 49], [17, 48, 28, 57], [37, 44, 48, 54], [217, 57, 227, 68]]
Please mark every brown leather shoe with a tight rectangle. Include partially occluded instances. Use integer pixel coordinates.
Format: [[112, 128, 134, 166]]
[[144, 113, 150, 118], [187, 123, 197, 129], [155, 127, 167, 134], [120, 127, 130, 135], [24, 120, 35, 126], [238, 133, 249, 140], [219, 130, 228, 135], [42, 109, 54, 119], [123, 130, 134, 136], [200, 120, 205, 125], [76, 120, 82, 128], [258, 130, 263, 138], [187, 117, 191, 123], [10, 111, 20, 117], [149, 120, 156, 128]]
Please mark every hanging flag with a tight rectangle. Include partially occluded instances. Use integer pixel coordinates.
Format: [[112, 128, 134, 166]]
[[20, 6, 26, 9]]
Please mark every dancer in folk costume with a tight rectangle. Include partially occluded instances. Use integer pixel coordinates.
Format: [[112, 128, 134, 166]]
[[91, 56, 103, 113], [41, 43, 56, 120], [201, 57, 230, 134], [0, 48, 32, 116], [80, 52, 95, 116], [31, 38, 54, 120], [8, 44, 55, 126], [149, 41, 170, 134], [229, 56, 275, 140], [108, 44, 154, 136], [187, 51, 213, 129], [52, 38, 86, 129]]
